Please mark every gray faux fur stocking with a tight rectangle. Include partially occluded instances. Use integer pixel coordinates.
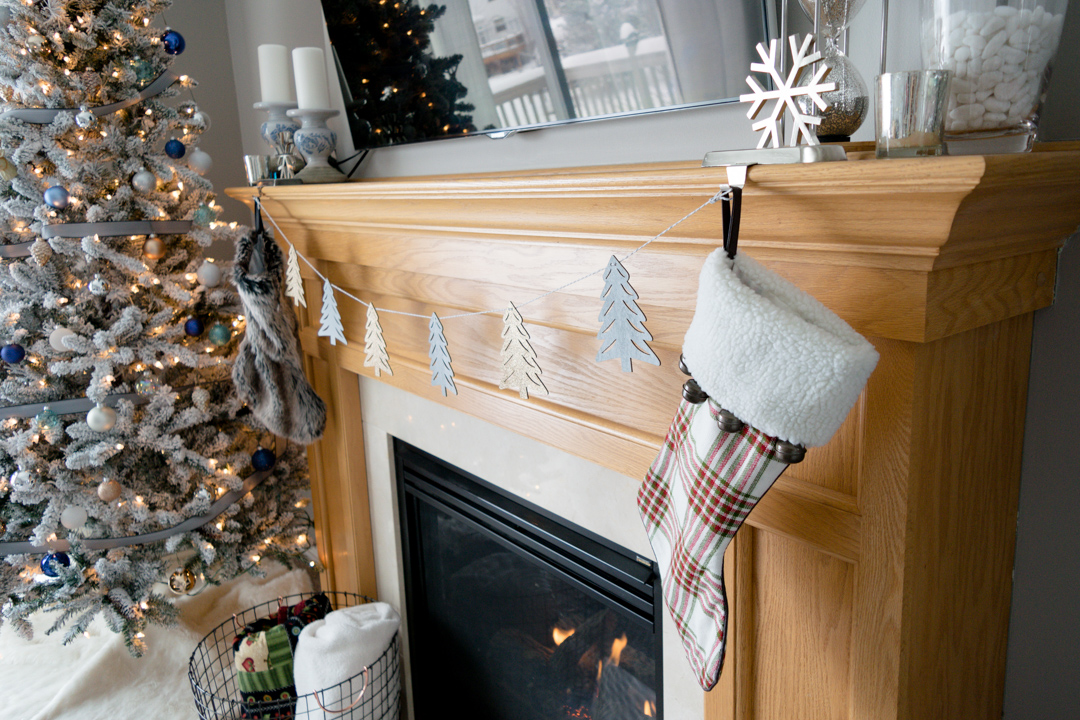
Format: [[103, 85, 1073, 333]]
[[232, 222, 326, 444]]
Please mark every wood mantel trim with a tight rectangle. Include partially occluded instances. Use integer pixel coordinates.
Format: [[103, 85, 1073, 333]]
[[231, 148, 1080, 344]]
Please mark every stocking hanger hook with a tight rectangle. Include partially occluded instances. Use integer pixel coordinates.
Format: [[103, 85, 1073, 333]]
[[720, 165, 747, 260]]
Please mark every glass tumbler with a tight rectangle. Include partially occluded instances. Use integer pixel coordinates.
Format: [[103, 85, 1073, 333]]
[[922, 0, 1068, 153]]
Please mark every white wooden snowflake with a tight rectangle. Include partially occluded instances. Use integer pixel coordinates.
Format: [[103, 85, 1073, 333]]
[[740, 34, 837, 149]]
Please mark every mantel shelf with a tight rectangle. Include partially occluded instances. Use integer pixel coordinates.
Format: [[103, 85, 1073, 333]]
[[229, 145, 1080, 343]]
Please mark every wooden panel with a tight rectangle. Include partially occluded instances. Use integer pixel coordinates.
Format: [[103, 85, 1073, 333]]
[[222, 149, 1080, 720], [751, 530, 854, 720], [899, 315, 1032, 720], [849, 337, 915, 720]]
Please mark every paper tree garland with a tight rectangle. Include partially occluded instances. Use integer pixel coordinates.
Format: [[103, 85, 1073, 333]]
[[318, 278, 346, 345], [499, 302, 547, 400], [286, 244, 306, 307], [428, 313, 457, 396], [364, 304, 393, 377], [740, 34, 836, 148], [596, 256, 660, 373]]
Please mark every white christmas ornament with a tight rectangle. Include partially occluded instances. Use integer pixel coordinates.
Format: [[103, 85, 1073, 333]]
[[596, 256, 660, 372], [428, 312, 456, 396], [188, 147, 213, 175], [192, 110, 211, 130], [740, 34, 836, 148], [76, 106, 95, 128], [60, 506, 88, 529], [132, 169, 156, 193], [49, 327, 75, 352], [87, 404, 117, 432], [196, 259, 222, 287]]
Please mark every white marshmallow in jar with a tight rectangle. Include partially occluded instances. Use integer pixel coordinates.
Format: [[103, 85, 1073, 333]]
[[922, 0, 1066, 150]]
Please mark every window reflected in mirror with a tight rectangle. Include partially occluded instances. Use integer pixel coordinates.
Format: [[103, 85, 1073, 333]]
[[322, 0, 771, 148]]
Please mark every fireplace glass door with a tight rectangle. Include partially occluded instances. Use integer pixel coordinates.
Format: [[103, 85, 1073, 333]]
[[396, 441, 662, 720]]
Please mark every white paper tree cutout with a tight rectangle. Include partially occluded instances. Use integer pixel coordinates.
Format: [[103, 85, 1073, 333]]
[[318, 279, 346, 345], [596, 255, 660, 373], [286, 245, 306, 307], [364, 304, 393, 377], [428, 312, 457, 396], [740, 34, 836, 148], [499, 302, 547, 400]]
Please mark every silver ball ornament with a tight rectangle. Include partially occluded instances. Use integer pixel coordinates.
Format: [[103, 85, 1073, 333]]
[[97, 478, 122, 502], [187, 148, 213, 175], [76, 106, 95, 129], [192, 110, 211, 131], [196, 259, 222, 287], [86, 404, 117, 432], [169, 567, 197, 594], [89, 275, 109, 296], [60, 506, 88, 529], [49, 327, 75, 352], [132, 170, 156, 193]]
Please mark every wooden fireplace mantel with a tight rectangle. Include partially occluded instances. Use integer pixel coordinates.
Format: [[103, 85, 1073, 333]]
[[228, 145, 1080, 720]]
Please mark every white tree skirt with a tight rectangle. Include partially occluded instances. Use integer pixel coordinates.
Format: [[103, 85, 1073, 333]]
[[0, 564, 313, 720]]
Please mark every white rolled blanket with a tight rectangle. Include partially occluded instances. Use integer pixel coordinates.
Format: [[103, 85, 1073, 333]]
[[293, 601, 400, 720]]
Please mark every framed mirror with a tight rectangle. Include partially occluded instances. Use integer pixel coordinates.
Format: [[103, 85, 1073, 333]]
[[321, 0, 774, 148]]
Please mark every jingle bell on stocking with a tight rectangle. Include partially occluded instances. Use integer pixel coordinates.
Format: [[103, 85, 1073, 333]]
[[638, 248, 879, 690]]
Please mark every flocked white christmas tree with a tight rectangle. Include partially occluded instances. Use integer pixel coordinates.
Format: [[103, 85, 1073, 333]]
[[499, 302, 545, 400], [363, 304, 392, 378], [0, 1, 311, 654]]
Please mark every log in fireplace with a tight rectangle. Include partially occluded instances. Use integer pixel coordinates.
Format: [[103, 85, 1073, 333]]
[[396, 441, 663, 720]]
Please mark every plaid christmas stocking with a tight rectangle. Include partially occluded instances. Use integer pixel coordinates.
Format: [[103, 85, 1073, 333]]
[[639, 248, 879, 691]]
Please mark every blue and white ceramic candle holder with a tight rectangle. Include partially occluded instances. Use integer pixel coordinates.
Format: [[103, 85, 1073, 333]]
[[286, 107, 347, 184], [254, 100, 299, 155]]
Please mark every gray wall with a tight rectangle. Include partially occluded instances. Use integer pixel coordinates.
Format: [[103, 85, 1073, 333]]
[[202, 0, 1079, 715]]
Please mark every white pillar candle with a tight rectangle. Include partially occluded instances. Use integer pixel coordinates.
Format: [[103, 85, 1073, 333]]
[[292, 46, 330, 110], [257, 44, 294, 104]]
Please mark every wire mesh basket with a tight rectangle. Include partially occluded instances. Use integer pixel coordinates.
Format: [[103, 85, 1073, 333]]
[[189, 591, 401, 720]]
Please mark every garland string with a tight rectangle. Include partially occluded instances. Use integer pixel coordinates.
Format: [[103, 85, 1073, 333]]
[[260, 185, 729, 321]]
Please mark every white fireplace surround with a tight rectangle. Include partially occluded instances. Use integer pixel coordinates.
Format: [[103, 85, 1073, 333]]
[[357, 376, 704, 720]]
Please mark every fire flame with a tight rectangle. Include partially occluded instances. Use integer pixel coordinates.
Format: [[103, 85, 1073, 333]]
[[610, 633, 628, 666], [644, 700, 655, 716], [553, 626, 576, 646]]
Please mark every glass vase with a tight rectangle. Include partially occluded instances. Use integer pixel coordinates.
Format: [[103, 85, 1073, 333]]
[[922, 0, 1068, 153]]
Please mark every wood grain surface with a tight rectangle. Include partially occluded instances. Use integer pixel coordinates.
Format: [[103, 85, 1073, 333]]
[[225, 146, 1080, 720]]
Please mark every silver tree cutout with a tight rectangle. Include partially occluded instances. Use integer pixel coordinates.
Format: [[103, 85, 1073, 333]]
[[318, 278, 346, 345], [428, 312, 457, 396], [286, 244, 306, 307], [499, 302, 547, 400], [364, 304, 393, 377], [596, 255, 660, 372]]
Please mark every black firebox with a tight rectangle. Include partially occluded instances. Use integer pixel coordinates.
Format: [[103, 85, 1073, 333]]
[[396, 441, 663, 720]]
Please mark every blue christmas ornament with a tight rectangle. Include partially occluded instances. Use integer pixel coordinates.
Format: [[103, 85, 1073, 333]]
[[192, 203, 215, 228], [43, 185, 69, 209], [161, 28, 185, 55], [184, 317, 205, 337], [165, 139, 186, 159], [135, 375, 161, 396], [208, 323, 231, 347], [251, 447, 276, 472], [34, 406, 60, 431], [40, 551, 70, 577], [1, 343, 25, 363]]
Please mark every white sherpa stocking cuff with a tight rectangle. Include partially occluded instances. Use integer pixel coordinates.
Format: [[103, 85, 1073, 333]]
[[682, 249, 879, 448]]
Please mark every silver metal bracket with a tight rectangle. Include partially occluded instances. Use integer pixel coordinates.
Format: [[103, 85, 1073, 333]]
[[702, 144, 848, 169]]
